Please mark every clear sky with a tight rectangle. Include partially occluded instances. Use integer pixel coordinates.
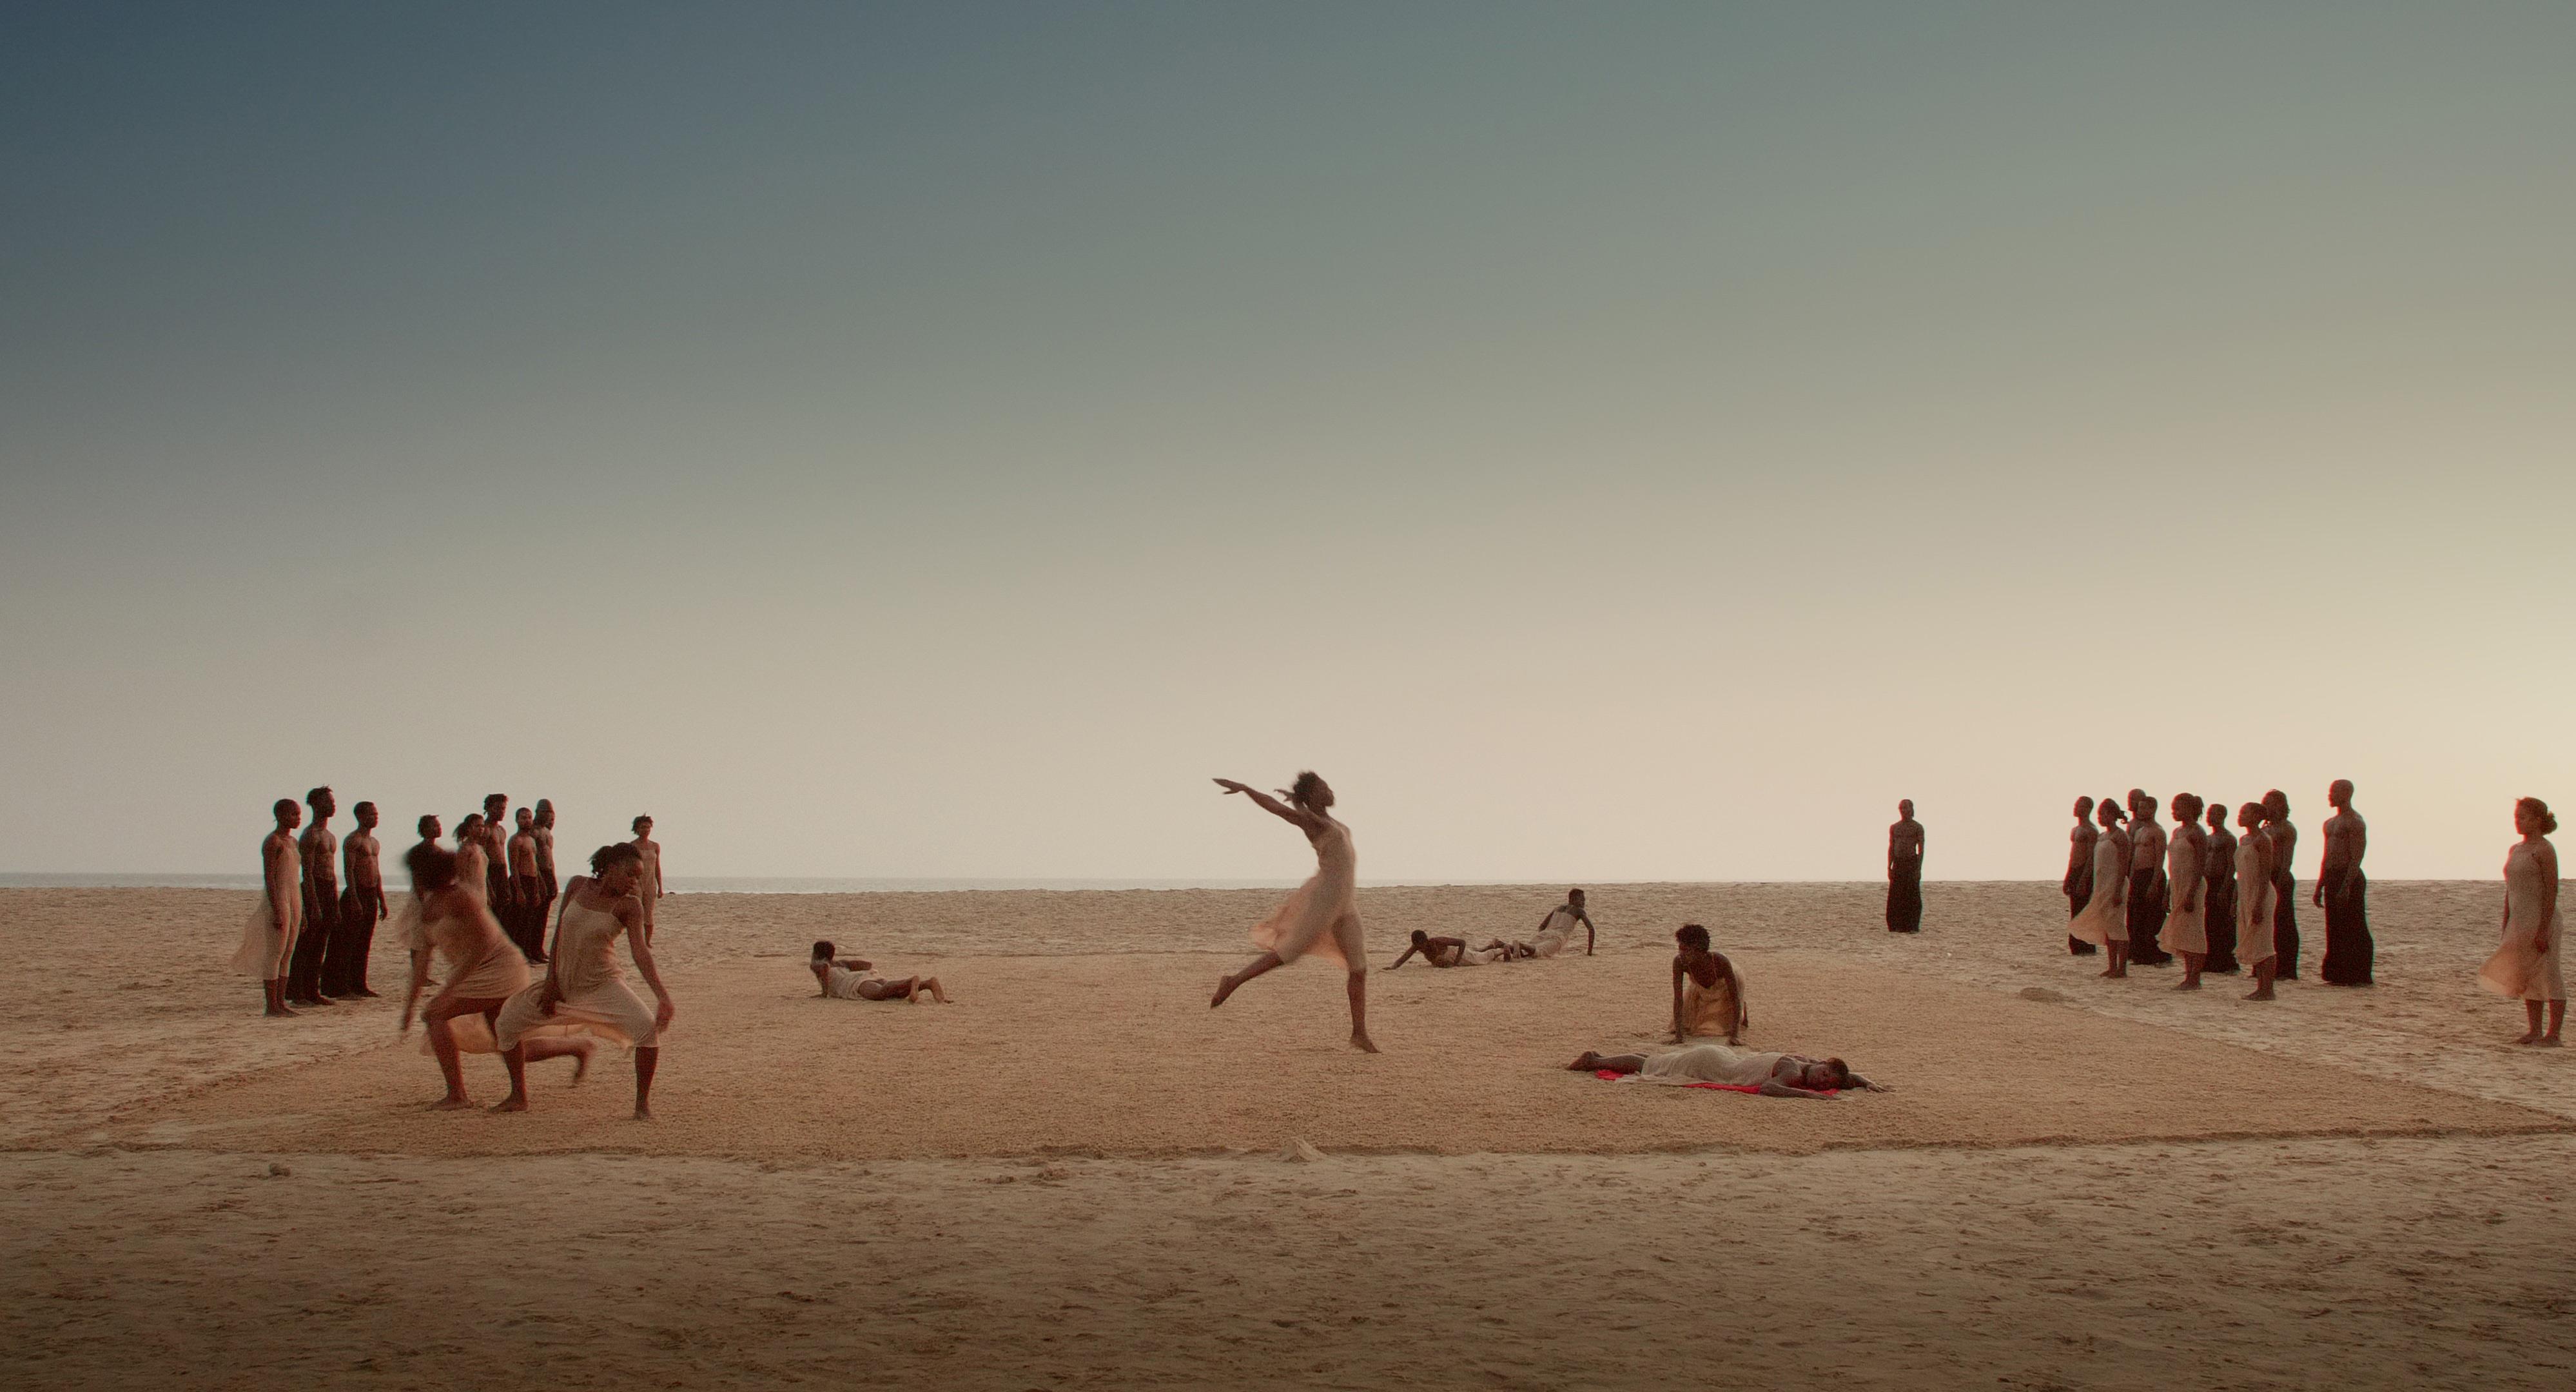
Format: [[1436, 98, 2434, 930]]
[[4, 3, 2569, 881]]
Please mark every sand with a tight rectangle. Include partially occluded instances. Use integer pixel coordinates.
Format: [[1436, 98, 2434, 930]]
[[6, 882, 2575, 1387]]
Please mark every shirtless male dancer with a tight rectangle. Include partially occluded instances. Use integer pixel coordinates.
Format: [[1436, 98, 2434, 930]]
[[331, 800, 386, 997], [2317, 779, 2373, 985], [2065, 796, 2100, 955], [532, 800, 559, 935], [631, 815, 664, 943], [1528, 889, 1595, 957], [508, 808, 546, 963], [480, 794, 516, 932], [289, 787, 340, 1006], [2203, 800, 2241, 973], [1886, 800, 1924, 933], [1387, 931, 1512, 968], [2124, 790, 2172, 966], [2264, 790, 2301, 979]]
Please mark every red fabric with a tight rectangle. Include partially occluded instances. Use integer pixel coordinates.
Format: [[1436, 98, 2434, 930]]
[[1592, 1070, 1837, 1097]]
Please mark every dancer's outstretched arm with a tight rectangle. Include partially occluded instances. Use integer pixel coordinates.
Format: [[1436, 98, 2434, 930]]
[[1213, 778, 1324, 833]]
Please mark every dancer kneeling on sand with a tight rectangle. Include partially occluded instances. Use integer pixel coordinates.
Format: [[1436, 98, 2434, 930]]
[[1671, 923, 1748, 1044], [493, 843, 676, 1119], [1209, 772, 1378, 1053], [1568, 1044, 1881, 1098], [1388, 931, 1514, 968], [810, 941, 950, 1001], [399, 844, 595, 1111]]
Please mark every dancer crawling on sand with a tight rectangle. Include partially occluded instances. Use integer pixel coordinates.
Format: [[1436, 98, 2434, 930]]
[[1528, 888, 1595, 958], [810, 940, 950, 1001], [2478, 797, 2562, 1045], [494, 843, 677, 1118], [1568, 1044, 1879, 1098], [1209, 772, 1378, 1053], [1388, 930, 1512, 969], [399, 844, 594, 1111], [1670, 923, 1748, 1044]]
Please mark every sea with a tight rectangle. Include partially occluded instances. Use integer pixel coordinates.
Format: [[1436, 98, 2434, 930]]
[[0, 874, 1331, 894]]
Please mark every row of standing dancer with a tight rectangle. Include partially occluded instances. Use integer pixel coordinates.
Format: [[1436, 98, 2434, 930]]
[[2061, 783, 2375, 991]]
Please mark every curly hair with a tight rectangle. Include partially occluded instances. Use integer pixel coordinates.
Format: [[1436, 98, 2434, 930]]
[[589, 842, 644, 875], [1287, 771, 1326, 809], [2519, 797, 2559, 836]]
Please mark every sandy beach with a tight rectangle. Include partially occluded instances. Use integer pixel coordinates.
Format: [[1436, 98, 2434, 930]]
[[7, 881, 2575, 1388]]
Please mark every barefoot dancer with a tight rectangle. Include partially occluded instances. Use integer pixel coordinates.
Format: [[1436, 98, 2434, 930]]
[[1209, 773, 1378, 1053], [2067, 798, 2131, 975], [630, 815, 665, 943], [2236, 802, 2280, 1001], [398, 844, 590, 1110], [2478, 798, 2563, 1045], [1670, 923, 1748, 1044], [494, 843, 677, 1117], [1528, 888, 1596, 958], [1388, 930, 1511, 968], [2203, 800, 2241, 974], [507, 807, 547, 963], [2263, 790, 2301, 980], [335, 800, 386, 997], [229, 798, 304, 1016], [2124, 791, 2172, 967], [289, 787, 340, 1006], [1568, 1045, 1880, 1097], [2316, 779, 2374, 985], [2159, 793, 2209, 989], [1886, 800, 1925, 933], [452, 814, 493, 906], [2064, 796, 2100, 956], [809, 941, 950, 1001]]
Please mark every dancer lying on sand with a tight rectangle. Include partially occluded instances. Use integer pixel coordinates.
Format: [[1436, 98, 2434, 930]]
[[399, 844, 594, 1111], [1568, 1044, 1879, 1098], [1671, 923, 1747, 1044], [1528, 889, 1595, 958], [1388, 931, 1514, 968], [1209, 772, 1378, 1052], [493, 843, 677, 1119], [2478, 797, 2563, 1045], [810, 940, 950, 1001]]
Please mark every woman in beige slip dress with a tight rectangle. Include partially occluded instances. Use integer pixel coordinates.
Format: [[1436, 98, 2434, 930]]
[[2067, 798, 2131, 975], [2159, 793, 2210, 989], [1209, 772, 1378, 1053], [494, 842, 678, 1117], [2234, 802, 2279, 1000], [230, 799, 306, 1017], [2479, 798, 2564, 1045], [398, 843, 592, 1111]]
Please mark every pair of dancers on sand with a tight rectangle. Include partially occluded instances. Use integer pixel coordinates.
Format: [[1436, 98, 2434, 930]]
[[397, 840, 678, 1118], [1388, 888, 1597, 969]]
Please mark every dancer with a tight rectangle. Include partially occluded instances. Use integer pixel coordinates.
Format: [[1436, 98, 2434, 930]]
[[2477, 798, 2562, 1045], [2067, 798, 2131, 974], [479, 794, 516, 929], [2158, 793, 2209, 988], [631, 814, 664, 943], [1670, 923, 1748, 1044], [2064, 796, 2100, 955], [398, 844, 590, 1110], [494, 843, 678, 1117], [287, 786, 340, 1005], [452, 814, 493, 905], [1886, 800, 1924, 933], [2236, 802, 2279, 1000], [508, 807, 547, 963], [229, 798, 305, 1016], [2263, 790, 2301, 979], [810, 942, 950, 1001], [2123, 791, 2172, 966], [331, 800, 385, 997], [1568, 1045, 1878, 1097], [1528, 889, 1595, 958], [532, 799, 559, 940], [1208, 773, 1378, 1053], [2203, 800, 2241, 974], [1388, 931, 1512, 968], [2316, 780, 2373, 985]]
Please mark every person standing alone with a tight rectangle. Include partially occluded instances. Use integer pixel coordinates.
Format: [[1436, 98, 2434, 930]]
[[2316, 780, 2372, 985], [1886, 800, 1924, 933]]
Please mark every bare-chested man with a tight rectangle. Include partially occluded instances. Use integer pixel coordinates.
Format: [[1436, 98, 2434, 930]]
[[2263, 789, 2301, 980], [480, 793, 516, 929], [632, 814, 664, 943], [2203, 800, 2241, 974], [2064, 796, 2100, 956], [1886, 800, 1924, 933], [289, 787, 340, 1006], [329, 800, 386, 998], [1387, 930, 1512, 968], [532, 799, 559, 942], [235, 798, 304, 1016], [2123, 790, 2172, 966], [507, 808, 547, 963], [1528, 888, 1595, 958], [2316, 780, 2372, 985]]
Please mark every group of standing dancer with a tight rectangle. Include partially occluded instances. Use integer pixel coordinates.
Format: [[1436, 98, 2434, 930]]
[[2062, 783, 2374, 997], [232, 787, 391, 1014]]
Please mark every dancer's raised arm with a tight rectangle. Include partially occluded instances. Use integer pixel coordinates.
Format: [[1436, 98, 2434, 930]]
[[1213, 778, 1325, 833]]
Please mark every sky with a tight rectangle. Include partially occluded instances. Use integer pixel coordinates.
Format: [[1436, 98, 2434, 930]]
[[3, 3, 2570, 882]]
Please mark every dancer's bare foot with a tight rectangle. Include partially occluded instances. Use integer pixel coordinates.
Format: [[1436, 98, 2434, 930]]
[[2513, 1032, 2540, 1045], [2246, 987, 2274, 1001], [2541, 1035, 2564, 1048], [632, 1105, 653, 1121], [1211, 973, 1244, 1009], [2174, 980, 2201, 991], [571, 1039, 597, 1085], [2098, 968, 2116, 978], [488, 1096, 528, 1113], [265, 1004, 298, 1018], [1350, 1032, 1380, 1054], [427, 1096, 474, 1111], [2107, 968, 2127, 979]]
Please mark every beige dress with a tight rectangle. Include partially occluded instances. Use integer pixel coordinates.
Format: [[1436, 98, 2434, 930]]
[[1679, 972, 1746, 1041], [412, 896, 533, 1055], [229, 836, 303, 978], [2236, 836, 2278, 965], [1530, 906, 1585, 958], [1640, 1043, 1789, 1086], [2479, 839, 2565, 1002], [494, 894, 659, 1049], [1249, 815, 1365, 969], [2160, 827, 2208, 956], [2068, 835, 2129, 946]]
